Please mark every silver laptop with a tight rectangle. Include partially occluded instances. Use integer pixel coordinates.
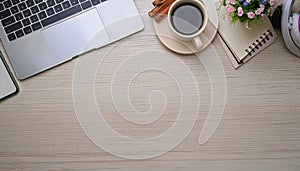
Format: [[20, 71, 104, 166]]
[[0, 0, 144, 79]]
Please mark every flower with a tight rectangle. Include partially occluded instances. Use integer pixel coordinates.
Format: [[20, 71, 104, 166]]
[[237, 7, 244, 16], [247, 12, 255, 19], [269, 0, 275, 6], [243, 1, 249, 6], [226, 15, 232, 21], [245, 22, 250, 29], [246, 0, 251, 3], [227, 5, 235, 13], [262, 0, 267, 6], [230, 0, 236, 5], [255, 8, 262, 15]]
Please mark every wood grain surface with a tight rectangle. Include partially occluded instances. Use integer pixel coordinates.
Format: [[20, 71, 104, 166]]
[[0, 0, 299, 170]]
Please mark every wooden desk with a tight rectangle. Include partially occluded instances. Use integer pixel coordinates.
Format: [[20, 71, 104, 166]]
[[0, 1, 300, 170]]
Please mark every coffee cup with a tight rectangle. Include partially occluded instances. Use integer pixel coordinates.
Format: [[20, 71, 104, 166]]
[[168, 0, 208, 50]]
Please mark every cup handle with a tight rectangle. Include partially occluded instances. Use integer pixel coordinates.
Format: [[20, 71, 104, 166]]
[[192, 37, 202, 50]]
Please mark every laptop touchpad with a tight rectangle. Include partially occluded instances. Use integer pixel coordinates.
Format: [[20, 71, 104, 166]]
[[42, 9, 109, 61]]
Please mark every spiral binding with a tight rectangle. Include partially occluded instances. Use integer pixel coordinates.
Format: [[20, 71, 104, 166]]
[[245, 29, 274, 56]]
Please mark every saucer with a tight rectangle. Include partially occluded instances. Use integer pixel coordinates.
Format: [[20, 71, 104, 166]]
[[153, 0, 219, 55]]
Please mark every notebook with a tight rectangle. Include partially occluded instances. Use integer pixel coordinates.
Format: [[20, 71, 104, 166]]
[[0, 52, 18, 101], [217, 7, 277, 68]]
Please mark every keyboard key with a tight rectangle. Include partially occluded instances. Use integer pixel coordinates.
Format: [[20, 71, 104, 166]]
[[54, 4, 62, 12], [34, 0, 42, 4], [1, 16, 15, 26], [30, 14, 38, 23], [79, 0, 86, 3], [0, 9, 11, 19], [12, 0, 20, 5], [15, 29, 24, 38], [81, 1, 91, 10], [18, 2, 27, 11], [4, 21, 22, 34], [38, 11, 46, 19], [55, 0, 63, 3], [70, 0, 79, 6], [38, 2, 47, 10], [30, 6, 39, 14], [0, 3, 4, 11], [101, 0, 107, 2], [31, 21, 41, 31], [22, 18, 30, 26], [91, 0, 100, 6], [15, 12, 23, 20], [46, 0, 55, 7], [10, 6, 19, 14], [22, 9, 31, 17], [62, 1, 70, 9], [7, 33, 16, 41], [23, 26, 32, 34], [26, 0, 34, 7], [46, 8, 54, 16], [3, 1, 12, 8], [41, 5, 81, 27]]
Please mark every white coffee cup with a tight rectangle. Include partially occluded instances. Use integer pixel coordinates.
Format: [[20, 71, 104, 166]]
[[168, 0, 208, 50]]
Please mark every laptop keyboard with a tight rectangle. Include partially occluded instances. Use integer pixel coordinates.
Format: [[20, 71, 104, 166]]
[[0, 0, 107, 41]]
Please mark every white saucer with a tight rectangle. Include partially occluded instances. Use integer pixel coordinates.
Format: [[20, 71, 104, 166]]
[[153, 0, 219, 55]]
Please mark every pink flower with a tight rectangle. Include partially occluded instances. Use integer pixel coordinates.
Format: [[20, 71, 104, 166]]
[[225, 15, 232, 21], [246, 0, 251, 3], [237, 7, 244, 16], [245, 22, 250, 29], [261, 13, 265, 17], [230, 0, 236, 5], [269, 0, 275, 6], [255, 8, 262, 15], [247, 12, 255, 19], [227, 5, 235, 13], [260, 4, 265, 11], [226, 0, 230, 5]]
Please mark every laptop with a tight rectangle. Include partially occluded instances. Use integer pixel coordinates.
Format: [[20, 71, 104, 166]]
[[0, 0, 144, 79]]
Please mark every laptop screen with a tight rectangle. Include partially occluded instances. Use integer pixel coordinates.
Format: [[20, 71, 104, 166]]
[[0, 55, 17, 100]]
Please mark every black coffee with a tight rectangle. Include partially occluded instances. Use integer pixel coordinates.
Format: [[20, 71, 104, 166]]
[[170, 3, 203, 35]]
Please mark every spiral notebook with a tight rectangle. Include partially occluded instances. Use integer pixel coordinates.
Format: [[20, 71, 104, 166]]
[[217, 8, 277, 68]]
